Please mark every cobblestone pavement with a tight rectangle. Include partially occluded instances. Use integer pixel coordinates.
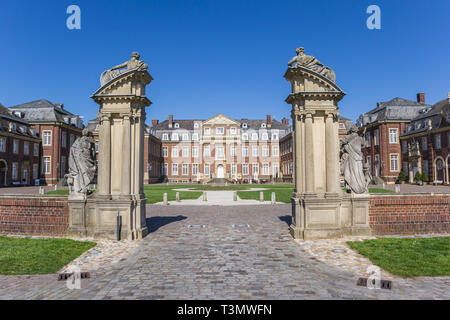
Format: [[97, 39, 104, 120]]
[[0, 205, 449, 300]]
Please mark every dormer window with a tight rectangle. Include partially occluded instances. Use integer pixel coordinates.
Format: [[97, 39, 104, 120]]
[[261, 123, 266, 128], [182, 133, 189, 141], [174, 123, 180, 129], [242, 133, 248, 140], [261, 133, 268, 140], [172, 133, 179, 141], [415, 122, 421, 130], [194, 123, 199, 129], [242, 123, 248, 129], [446, 108, 450, 123], [271, 133, 278, 140], [251, 133, 258, 140], [162, 133, 169, 140]]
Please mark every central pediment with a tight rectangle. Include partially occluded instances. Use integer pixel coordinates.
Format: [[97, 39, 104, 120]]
[[203, 113, 240, 126]]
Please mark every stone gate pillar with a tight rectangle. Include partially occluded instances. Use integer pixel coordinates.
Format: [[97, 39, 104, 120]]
[[285, 47, 371, 240], [68, 52, 151, 240]]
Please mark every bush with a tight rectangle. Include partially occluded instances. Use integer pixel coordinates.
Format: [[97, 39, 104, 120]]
[[414, 171, 422, 182], [421, 172, 429, 183], [397, 170, 406, 182]]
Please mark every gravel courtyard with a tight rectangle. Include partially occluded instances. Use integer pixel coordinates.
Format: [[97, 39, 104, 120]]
[[0, 204, 449, 300]]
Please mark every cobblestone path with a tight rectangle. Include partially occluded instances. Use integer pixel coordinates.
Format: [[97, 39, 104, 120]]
[[0, 205, 448, 299]]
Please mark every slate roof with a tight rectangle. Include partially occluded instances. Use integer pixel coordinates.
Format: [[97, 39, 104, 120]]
[[0, 103, 39, 138], [402, 97, 450, 136], [9, 99, 80, 124], [358, 97, 430, 127]]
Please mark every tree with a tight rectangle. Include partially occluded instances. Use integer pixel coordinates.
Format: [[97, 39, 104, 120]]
[[414, 172, 422, 183], [398, 170, 406, 182], [421, 172, 429, 183]]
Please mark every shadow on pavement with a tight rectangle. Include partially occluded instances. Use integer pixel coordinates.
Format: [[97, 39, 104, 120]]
[[278, 215, 292, 226], [146, 215, 187, 233]]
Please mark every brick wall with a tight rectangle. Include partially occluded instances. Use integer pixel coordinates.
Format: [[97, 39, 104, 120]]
[[0, 196, 69, 236], [369, 194, 450, 235]]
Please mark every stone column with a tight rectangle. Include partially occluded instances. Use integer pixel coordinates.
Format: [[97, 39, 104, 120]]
[[304, 112, 314, 193], [122, 113, 131, 196], [98, 114, 111, 196], [293, 111, 303, 194], [325, 112, 338, 194]]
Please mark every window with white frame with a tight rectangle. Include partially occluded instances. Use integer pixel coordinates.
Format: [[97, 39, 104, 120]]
[[242, 163, 249, 175], [172, 147, 178, 157], [174, 123, 179, 128], [33, 143, 39, 156], [242, 146, 248, 157], [0, 138, 5, 152], [182, 133, 189, 141], [262, 133, 268, 140], [252, 147, 258, 157], [61, 131, 67, 148], [216, 127, 224, 134], [231, 145, 236, 157], [172, 164, 178, 175], [13, 140, 19, 154], [261, 123, 266, 128], [231, 163, 237, 175], [162, 133, 169, 140], [24, 142, 29, 155], [230, 127, 237, 135], [374, 129, 379, 146], [263, 163, 269, 175], [390, 154, 399, 172], [204, 164, 210, 175], [43, 157, 51, 174], [272, 146, 279, 156], [182, 147, 189, 157], [435, 134, 441, 149], [389, 129, 398, 144], [192, 146, 199, 157], [422, 137, 428, 150], [43, 131, 52, 146], [192, 164, 198, 175], [252, 163, 259, 175], [273, 163, 279, 177], [271, 133, 278, 140], [262, 146, 268, 157], [163, 147, 168, 157], [192, 133, 198, 141], [204, 128, 210, 135], [216, 146, 224, 157], [204, 145, 210, 157], [33, 164, 39, 180], [242, 133, 248, 141], [194, 123, 199, 129], [182, 164, 189, 175], [242, 123, 247, 129], [252, 133, 258, 141], [12, 162, 18, 180], [172, 133, 179, 141]]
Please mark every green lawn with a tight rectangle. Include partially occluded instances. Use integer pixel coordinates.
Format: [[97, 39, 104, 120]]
[[143, 185, 202, 204], [46, 190, 70, 195], [0, 236, 96, 275], [347, 237, 450, 278]]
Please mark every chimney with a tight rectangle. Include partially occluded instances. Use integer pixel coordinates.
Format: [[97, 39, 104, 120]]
[[417, 93, 425, 104], [168, 115, 173, 128], [152, 120, 159, 127], [282, 117, 289, 126], [266, 115, 272, 128]]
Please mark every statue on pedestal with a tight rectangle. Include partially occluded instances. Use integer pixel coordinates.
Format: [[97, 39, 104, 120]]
[[340, 126, 371, 194], [100, 52, 148, 86], [66, 128, 96, 199], [288, 47, 336, 82]]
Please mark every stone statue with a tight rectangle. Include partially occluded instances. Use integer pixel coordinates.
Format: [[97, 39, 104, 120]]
[[100, 52, 148, 86], [66, 128, 96, 198], [288, 47, 336, 82], [340, 126, 371, 194]]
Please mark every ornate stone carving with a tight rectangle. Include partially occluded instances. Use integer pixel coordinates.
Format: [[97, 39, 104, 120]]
[[340, 126, 371, 194], [288, 47, 336, 82], [66, 128, 96, 199], [100, 52, 148, 86]]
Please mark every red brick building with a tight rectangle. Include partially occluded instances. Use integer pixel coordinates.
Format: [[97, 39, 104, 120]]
[[0, 104, 41, 186], [152, 114, 290, 183], [400, 94, 450, 184], [9, 99, 84, 186], [357, 94, 429, 183]]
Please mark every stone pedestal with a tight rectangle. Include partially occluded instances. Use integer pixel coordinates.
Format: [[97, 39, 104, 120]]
[[285, 63, 371, 240], [68, 54, 152, 240]]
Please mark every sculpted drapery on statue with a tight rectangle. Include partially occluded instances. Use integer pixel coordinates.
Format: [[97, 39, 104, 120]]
[[100, 52, 148, 86], [288, 47, 336, 82], [66, 128, 96, 198], [340, 126, 372, 194]]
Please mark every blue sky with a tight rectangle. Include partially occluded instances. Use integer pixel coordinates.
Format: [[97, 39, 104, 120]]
[[0, 0, 449, 125]]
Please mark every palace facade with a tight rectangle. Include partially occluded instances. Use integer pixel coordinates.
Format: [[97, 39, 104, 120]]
[[151, 114, 290, 183]]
